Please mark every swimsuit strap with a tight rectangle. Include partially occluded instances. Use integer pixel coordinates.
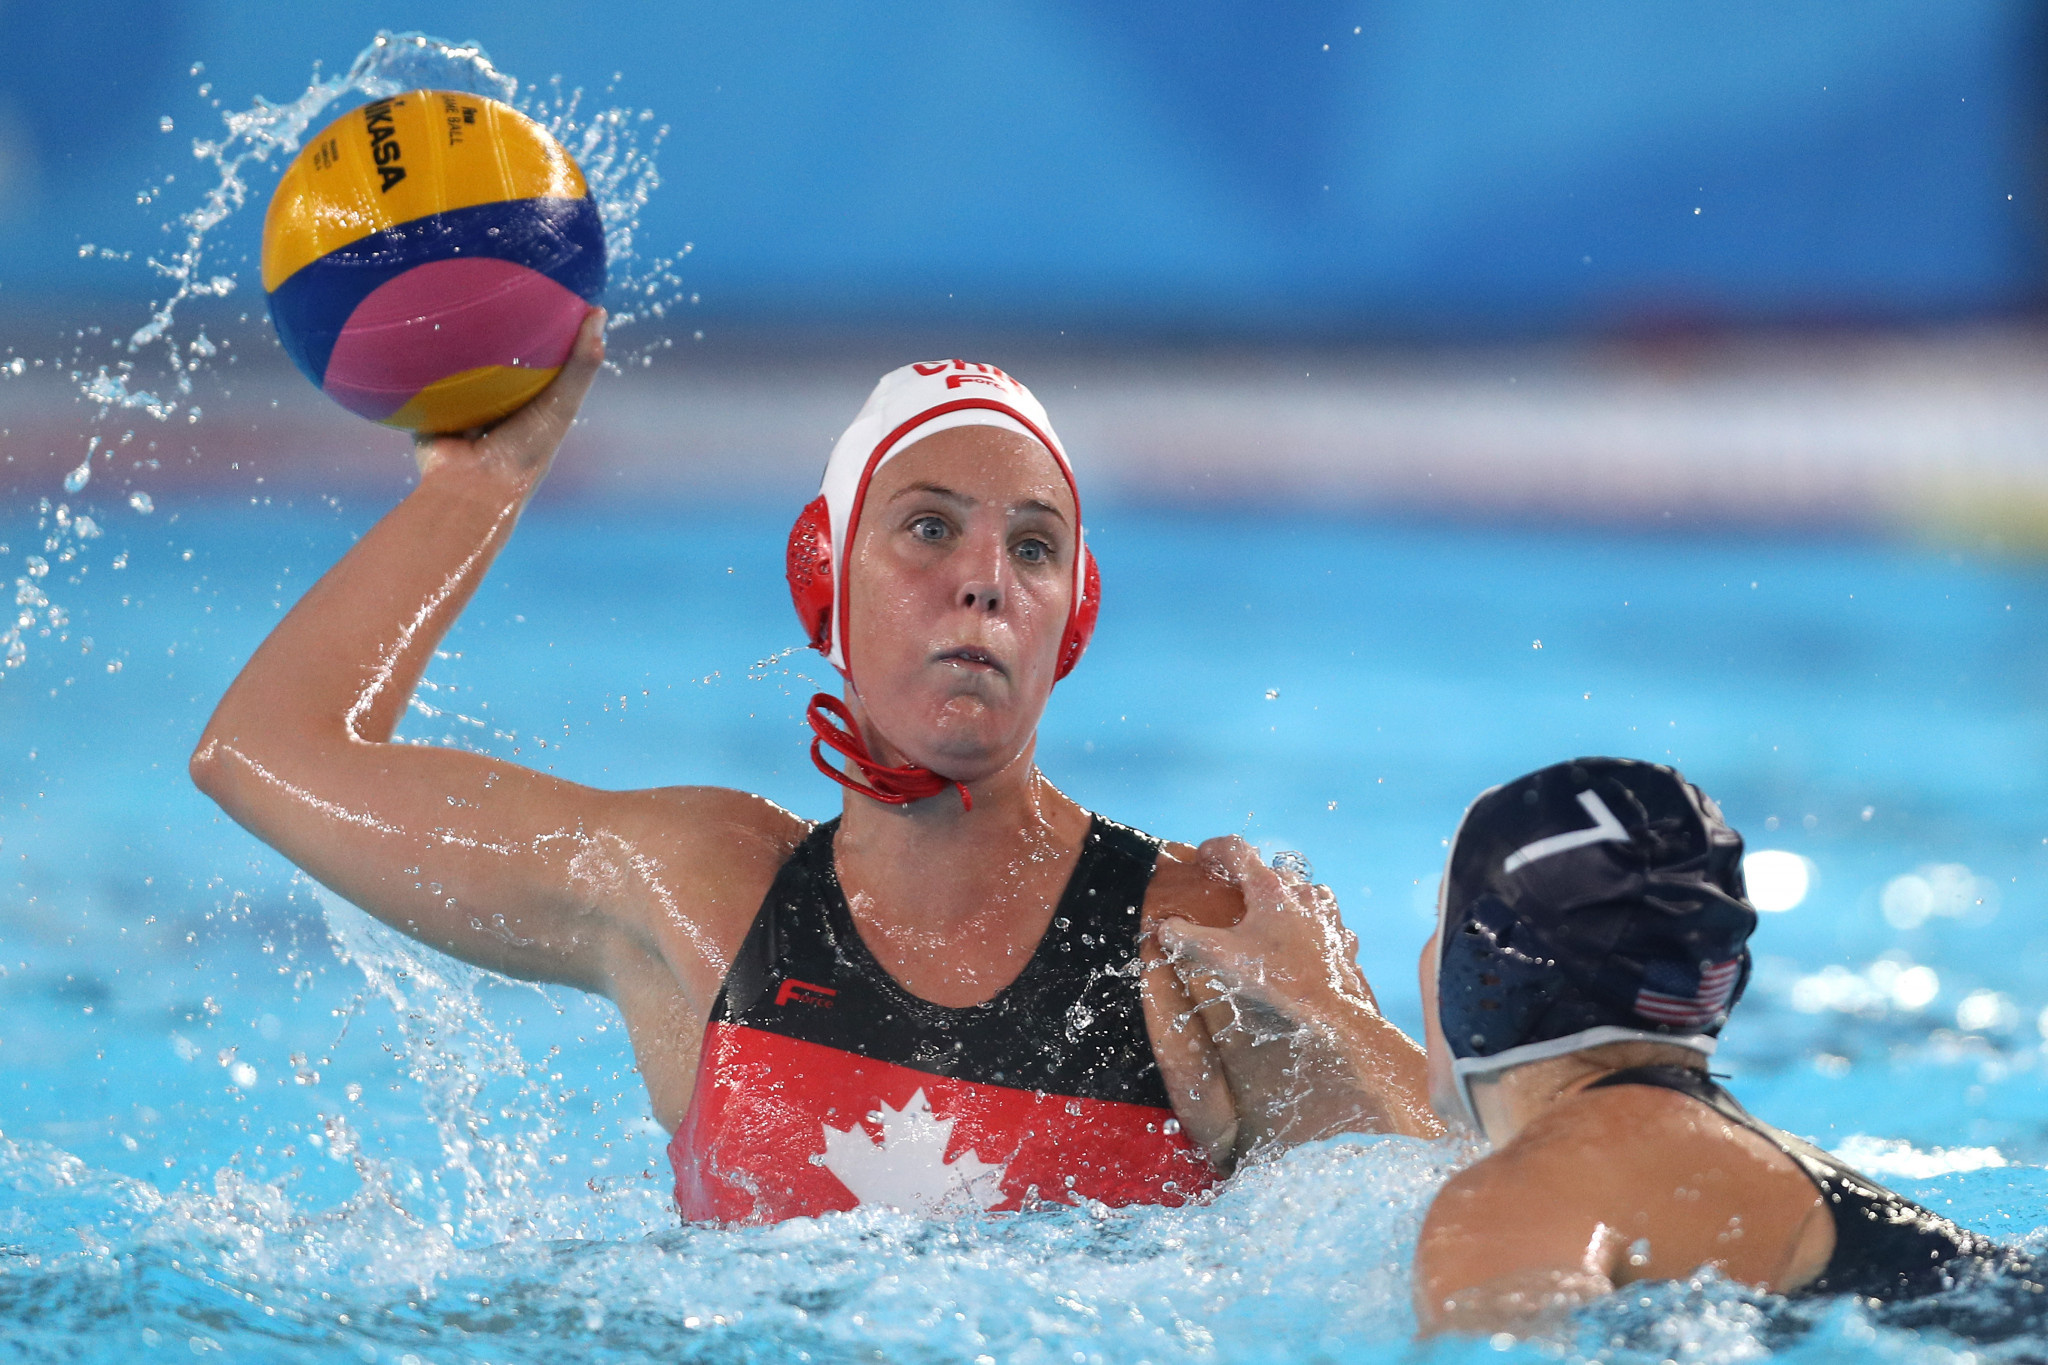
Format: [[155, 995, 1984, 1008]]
[[1588, 1064, 2007, 1299], [708, 813, 1172, 1107]]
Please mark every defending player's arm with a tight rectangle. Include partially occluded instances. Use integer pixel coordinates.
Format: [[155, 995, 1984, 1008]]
[[1414, 1150, 1632, 1336], [190, 309, 794, 993], [1137, 845, 1255, 1170], [1158, 837, 1441, 1152]]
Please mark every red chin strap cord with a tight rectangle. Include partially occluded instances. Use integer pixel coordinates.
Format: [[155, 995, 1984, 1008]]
[[806, 693, 972, 812]]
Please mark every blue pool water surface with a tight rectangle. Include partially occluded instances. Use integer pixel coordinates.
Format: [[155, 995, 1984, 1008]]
[[4, 493, 2048, 1363]]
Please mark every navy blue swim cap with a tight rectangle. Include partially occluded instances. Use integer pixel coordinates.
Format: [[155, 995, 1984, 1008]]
[[1437, 758, 1756, 1089]]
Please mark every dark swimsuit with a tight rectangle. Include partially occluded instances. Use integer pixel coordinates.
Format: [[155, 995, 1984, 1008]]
[[1588, 1064, 2013, 1300], [669, 815, 1217, 1223]]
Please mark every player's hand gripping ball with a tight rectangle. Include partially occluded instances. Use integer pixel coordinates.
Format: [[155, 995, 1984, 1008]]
[[261, 90, 607, 433]]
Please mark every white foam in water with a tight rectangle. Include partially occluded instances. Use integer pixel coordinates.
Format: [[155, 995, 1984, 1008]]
[[1831, 1135, 2010, 1180], [0, 1110, 1462, 1362]]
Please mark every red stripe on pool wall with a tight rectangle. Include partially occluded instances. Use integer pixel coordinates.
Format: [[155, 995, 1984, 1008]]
[[322, 257, 589, 421]]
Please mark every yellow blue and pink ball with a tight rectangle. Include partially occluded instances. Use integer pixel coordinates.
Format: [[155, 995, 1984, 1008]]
[[261, 90, 606, 433]]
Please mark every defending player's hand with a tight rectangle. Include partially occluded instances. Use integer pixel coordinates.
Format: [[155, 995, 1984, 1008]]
[[1159, 835, 1440, 1149], [1160, 834, 1375, 1033]]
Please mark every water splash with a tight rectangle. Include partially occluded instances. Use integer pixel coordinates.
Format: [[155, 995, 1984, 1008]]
[[121, 30, 679, 407], [127, 33, 519, 360], [0, 1120, 1463, 1364], [1832, 1136, 2011, 1180], [747, 642, 827, 696], [0, 31, 684, 677], [307, 878, 602, 1245], [81, 369, 176, 421], [520, 74, 685, 360], [0, 498, 98, 674]]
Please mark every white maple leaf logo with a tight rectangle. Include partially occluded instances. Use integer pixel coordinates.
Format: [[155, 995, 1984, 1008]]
[[818, 1088, 1007, 1216]]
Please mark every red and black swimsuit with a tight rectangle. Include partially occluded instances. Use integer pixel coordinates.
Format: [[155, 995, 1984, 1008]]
[[670, 815, 1218, 1222]]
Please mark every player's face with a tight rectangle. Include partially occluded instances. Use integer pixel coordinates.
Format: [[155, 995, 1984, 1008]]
[[844, 426, 1077, 783]]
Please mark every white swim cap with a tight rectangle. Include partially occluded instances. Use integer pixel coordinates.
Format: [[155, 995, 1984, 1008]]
[[786, 359, 1099, 680]]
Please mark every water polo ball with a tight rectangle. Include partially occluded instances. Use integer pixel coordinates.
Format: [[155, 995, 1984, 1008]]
[[261, 89, 607, 433]]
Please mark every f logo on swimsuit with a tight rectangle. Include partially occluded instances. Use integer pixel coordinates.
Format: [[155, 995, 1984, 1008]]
[[1502, 790, 1630, 874], [775, 979, 838, 1008]]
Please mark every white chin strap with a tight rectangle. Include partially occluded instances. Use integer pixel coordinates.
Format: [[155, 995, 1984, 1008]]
[[1450, 1027, 1717, 1144]]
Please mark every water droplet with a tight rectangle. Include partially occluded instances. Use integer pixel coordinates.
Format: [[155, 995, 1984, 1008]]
[[128, 491, 154, 515], [1270, 850, 1313, 881], [62, 461, 91, 493]]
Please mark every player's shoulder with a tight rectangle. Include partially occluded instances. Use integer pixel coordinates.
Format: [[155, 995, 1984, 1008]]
[[1542, 1076, 1763, 1150], [1447, 1077, 1832, 1294], [1428, 1096, 1676, 1237], [605, 784, 812, 863], [1486, 1078, 1798, 1204], [1516, 1080, 1728, 1164], [587, 785, 813, 951]]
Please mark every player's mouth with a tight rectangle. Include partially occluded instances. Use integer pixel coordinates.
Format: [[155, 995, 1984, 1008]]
[[933, 645, 1007, 676]]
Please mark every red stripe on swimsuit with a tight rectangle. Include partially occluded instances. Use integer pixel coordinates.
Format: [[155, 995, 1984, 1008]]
[[669, 816, 1216, 1223]]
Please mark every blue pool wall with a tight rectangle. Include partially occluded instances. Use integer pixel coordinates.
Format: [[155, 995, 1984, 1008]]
[[0, 0, 2041, 336]]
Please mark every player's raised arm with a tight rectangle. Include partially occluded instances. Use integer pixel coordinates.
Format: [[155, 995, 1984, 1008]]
[[191, 311, 781, 992]]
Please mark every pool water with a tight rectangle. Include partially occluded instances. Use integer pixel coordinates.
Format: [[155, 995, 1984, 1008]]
[[3, 494, 2047, 1363]]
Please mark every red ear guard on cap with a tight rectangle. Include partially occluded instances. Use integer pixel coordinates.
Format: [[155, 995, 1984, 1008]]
[[785, 494, 1100, 682], [1059, 551, 1100, 680], [787, 495, 834, 653]]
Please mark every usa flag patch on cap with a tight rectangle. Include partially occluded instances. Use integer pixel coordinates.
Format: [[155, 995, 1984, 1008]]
[[1634, 956, 1743, 1029]]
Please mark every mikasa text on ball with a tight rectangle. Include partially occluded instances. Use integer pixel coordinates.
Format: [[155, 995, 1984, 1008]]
[[262, 90, 607, 433]]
